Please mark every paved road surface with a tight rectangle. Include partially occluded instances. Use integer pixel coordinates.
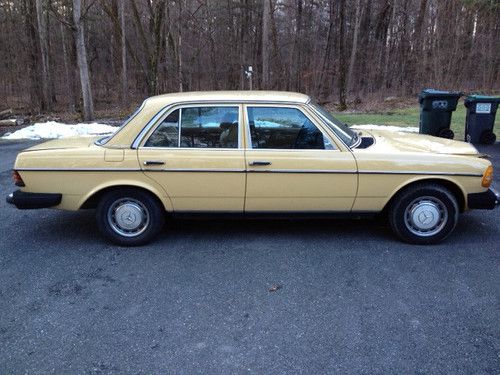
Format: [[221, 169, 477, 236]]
[[1, 140, 499, 374]]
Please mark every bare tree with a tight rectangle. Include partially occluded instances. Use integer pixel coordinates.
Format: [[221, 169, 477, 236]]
[[261, 0, 270, 89], [347, 0, 363, 94], [337, 0, 347, 110], [73, 0, 94, 121], [119, 0, 128, 104], [35, 0, 52, 110]]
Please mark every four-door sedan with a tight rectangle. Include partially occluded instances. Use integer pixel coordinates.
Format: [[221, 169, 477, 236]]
[[6, 91, 499, 245]]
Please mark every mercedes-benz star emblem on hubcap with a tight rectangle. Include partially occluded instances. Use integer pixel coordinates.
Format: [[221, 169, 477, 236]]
[[418, 210, 434, 225]]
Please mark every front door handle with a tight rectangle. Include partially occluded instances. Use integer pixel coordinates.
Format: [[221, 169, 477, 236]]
[[143, 160, 165, 166], [249, 161, 272, 166]]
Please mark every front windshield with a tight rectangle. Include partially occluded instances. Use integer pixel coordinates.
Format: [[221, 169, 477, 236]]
[[309, 102, 358, 147]]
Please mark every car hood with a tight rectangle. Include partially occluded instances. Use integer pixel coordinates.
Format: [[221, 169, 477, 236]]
[[356, 129, 479, 155], [22, 136, 99, 152]]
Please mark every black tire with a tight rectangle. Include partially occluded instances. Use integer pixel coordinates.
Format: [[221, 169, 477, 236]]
[[438, 128, 454, 139], [96, 188, 165, 246], [388, 183, 459, 245]]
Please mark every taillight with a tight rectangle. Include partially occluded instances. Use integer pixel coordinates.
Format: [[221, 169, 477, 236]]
[[481, 165, 493, 188], [12, 170, 25, 187]]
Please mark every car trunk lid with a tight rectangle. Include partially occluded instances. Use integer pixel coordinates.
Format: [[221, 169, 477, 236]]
[[22, 136, 99, 152]]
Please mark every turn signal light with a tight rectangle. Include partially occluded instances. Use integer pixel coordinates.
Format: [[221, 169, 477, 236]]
[[12, 170, 25, 187], [481, 165, 493, 188]]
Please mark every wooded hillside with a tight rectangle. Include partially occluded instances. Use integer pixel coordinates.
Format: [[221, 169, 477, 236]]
[[0, 0, 498, 120]]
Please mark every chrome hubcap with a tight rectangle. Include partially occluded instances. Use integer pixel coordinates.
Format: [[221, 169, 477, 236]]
[[108, 198, 149, 237], [404, 196, 447, 237]]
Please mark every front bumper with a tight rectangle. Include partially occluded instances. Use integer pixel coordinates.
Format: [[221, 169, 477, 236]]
[[6, 190, 62, 209], [467, 187, 500, 210]]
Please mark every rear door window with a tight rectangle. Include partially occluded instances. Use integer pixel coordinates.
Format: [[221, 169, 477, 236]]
[[145, 106, 239, 148]]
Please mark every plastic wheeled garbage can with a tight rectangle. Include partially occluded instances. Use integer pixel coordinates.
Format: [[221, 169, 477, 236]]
[[418, 89, 462, 139], [464, 95, 500, 145]]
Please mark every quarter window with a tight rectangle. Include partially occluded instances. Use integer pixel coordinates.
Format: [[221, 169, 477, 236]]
[[145, 106, 239, 148], [247, 107, 333, 150]]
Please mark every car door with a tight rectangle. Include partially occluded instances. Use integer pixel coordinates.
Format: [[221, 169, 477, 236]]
[[137, 104, 246, 212], [244, 104, 358, 212]]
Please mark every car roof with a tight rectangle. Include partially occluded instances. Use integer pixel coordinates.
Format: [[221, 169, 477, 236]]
[[105, 91, 311, 146], [144, 90, 311, 106]]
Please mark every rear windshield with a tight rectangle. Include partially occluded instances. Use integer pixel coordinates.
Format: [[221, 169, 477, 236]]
[[96, 102, 145, 145]]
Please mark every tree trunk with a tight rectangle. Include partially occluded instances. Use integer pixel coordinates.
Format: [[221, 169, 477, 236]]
[[177, 1, 183, 92], [119, 0, 128, 104], [35, 0, 52, 111], [73, 0, 94, 121], [347, 0, 363, 94], [316, 0, 335, 99], [337, 0, 347, 110], [60, 22, 74, 111], [22, 0, 42, 112], [261, 0, 270, 88]]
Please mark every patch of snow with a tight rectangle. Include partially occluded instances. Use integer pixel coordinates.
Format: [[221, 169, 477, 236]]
[[352, 124, 419, 133], [2, 121, 118, 140]]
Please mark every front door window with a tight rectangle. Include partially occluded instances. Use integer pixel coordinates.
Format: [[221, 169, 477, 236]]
[[247, 107, 334, 150]]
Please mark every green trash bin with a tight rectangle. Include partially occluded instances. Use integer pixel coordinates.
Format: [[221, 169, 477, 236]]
[[464, 95, 500, 145], [418, 89, 462, 139]]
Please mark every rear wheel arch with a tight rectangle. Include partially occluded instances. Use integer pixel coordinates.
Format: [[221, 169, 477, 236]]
[[80, 184, 170, 211]]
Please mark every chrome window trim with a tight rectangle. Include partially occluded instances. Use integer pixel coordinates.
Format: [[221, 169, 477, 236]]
[[131, 100, 306, 149], [140, 147, 245, 152], [242, 148, 341, 153], [139, 103, 242, 150], [244, 104, 338, 151], [132, 104, 175, 149]]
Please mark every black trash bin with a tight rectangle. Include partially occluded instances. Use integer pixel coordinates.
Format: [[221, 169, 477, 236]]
[[418, 89, 462, 139], [464, 95, 500, 145]]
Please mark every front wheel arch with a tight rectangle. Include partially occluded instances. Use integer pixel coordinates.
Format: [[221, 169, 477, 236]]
[[383, 178, 466, 215]]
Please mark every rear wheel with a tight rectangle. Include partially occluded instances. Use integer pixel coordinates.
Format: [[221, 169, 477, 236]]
[[96, 188, 165, 246], [389, 183, 459, 244]]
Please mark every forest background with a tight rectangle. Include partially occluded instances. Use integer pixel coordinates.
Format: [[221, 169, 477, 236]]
[[0, 0, 498, 122]]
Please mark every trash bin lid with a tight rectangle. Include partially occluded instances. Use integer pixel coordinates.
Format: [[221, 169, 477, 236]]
[[465, 94, 500, 103], [419, 88, 462, 103]]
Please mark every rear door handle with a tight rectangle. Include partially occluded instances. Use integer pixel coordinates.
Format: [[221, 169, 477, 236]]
[[144, 160, 165, 166], [249, 161, 272, 166]]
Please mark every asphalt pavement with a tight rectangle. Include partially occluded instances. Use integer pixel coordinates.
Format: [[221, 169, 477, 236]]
[[0, 140, 499, 374]]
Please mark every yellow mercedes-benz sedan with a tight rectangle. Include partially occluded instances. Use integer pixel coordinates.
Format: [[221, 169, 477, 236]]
[[6, 91, 499, 246]]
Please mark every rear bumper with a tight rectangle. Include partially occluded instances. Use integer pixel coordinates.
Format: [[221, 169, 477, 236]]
[[467, 187, 499, 210], [6, 190, 62, 209]]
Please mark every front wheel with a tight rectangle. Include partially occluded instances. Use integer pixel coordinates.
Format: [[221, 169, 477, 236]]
[[389, 183, 459, 244], [96, 188, 165, 246]]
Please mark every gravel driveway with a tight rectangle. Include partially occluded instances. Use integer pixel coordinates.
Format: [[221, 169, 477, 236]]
[[1, 140, 499, 374]]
